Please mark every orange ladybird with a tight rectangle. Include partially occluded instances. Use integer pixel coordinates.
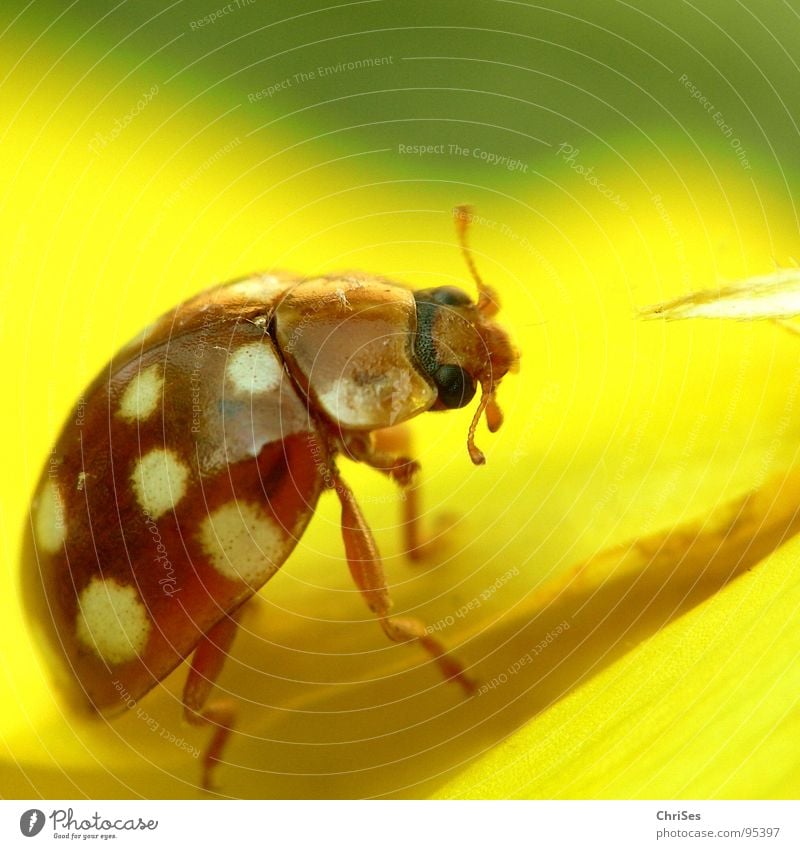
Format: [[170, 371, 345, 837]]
[[23, 206, 518, 788]]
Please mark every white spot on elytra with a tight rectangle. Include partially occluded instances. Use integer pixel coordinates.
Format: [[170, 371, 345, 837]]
[[226, 342, 282, 395], [118, 363, 164, 423], [35, 479, 66, 552], [200, 500, 286, 586], [227, 275, 286, 301], [131, 448, 189, 519], [76, 577, 151, 664]]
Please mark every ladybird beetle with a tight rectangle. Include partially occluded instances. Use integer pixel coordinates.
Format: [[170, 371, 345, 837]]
[[23, 206, 518, 789]]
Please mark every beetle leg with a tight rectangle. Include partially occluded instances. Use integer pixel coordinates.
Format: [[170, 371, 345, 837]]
[[345, 426, 456, 561], [332, 466, 475, 695], [182, 611, 240, 791]]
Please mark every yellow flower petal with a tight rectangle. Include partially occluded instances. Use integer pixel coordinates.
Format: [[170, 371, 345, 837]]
[[436, 503, 800, 799]]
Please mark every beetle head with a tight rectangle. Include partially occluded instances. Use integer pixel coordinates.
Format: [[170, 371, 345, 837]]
[[413, 206, 519, 465]]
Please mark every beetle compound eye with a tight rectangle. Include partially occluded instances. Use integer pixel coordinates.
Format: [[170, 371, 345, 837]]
[[434, 364, 476, 409], [414, 286, 473, 309], [432, 286, 472, 307]]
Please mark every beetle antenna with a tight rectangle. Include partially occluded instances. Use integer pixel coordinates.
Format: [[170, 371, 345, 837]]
[[467, 381, 494, 465], [453, 205, 500, 318]]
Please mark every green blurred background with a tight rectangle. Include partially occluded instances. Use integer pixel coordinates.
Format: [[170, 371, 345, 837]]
[[12, 0, 800, 179]]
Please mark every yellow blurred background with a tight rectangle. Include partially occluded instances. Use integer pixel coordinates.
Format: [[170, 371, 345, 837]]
[[2, 0, 800, 798]]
